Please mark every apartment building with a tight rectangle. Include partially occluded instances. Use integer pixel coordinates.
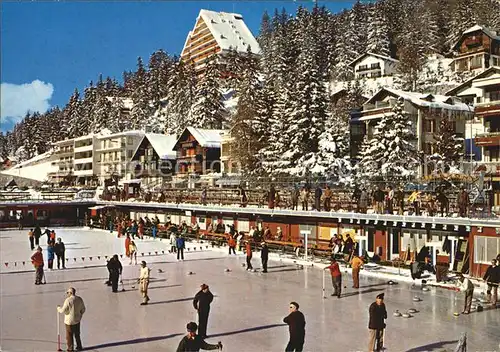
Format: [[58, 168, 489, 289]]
[[49, 139, 75, 185], [348, 52, 399, 79], [350, 87, 471, 177], [180, 9, 260, 75]]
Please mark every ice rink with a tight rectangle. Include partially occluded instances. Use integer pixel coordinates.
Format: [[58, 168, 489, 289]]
[[1, 228, 499, 352]]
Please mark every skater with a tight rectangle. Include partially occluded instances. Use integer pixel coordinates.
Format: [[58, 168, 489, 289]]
[[324, 258, 342, 298], [245, 241, 253, 270], [107, 254, 123, 293], [55, 238, 66, 269], [261, 242, 269, 273], [456, 274, 474, 314], [16, 211, 23, 230], [57, 287, 85, 352], [176, 322, 222, 352], [47, 241, 55, 270], [368, 293, 387, 352], [483, 259, 499, 306], [139, 261, 150, 305], [177, 235, 185, 261], [28, 229, 35, 250], [34, 226, 42, 246], [351, 255, 363, 289], [228, 235, 236, 255], [170, 232, 177, 253], [283, 301, 306, 352], [193, 284, 214, 339], [31, 247, 44, 285], [129, 240, 138, 265], [151, 222, 158, 239]]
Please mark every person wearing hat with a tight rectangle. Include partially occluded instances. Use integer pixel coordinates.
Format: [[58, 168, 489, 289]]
[[176, 322, 222, 352], [368, 293, 387, 352], [57, 287, 86, 352], [261, 242, 269, 273], [283, 301, 306, 352], [193, 284, 214, 339], [31, 246, 44, 285], [138, 261, 151, 305]]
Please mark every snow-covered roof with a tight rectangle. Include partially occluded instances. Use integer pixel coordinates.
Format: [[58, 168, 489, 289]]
[[364, 87, 472, 112], [143, 133, 177, 160], [185, 9, 261, 55], [175, 127, 226, 149], [348, 52, 399, 68], [453, 25, 500, 50], [445, 66, 500, 96]]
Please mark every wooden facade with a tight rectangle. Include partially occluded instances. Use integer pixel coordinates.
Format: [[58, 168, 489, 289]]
[[173, 129, 221, 175], [452, 26, 500, 72]]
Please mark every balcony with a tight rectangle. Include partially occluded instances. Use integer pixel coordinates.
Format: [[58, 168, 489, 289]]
[[73, 169, 93, 176], [74, 144, 93, 153], [475, 131, 500, 146], [74, 157, 93, 164], [475, 101, 500, 117]]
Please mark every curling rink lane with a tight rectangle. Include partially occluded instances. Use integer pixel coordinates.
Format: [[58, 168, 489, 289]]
[[1, 228, 500, 352]]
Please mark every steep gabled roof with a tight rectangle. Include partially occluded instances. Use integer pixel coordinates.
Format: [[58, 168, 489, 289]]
[[445, 66, 500, 96], [348, 52, 399, 68], [174, 127, 226, 149], [452, 25, 500, 51], [131, 134, 177, 161]]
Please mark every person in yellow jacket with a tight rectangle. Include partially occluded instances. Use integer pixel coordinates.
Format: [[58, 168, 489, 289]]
[[351, 255, 364, 289], [138, 261, 150, 305]]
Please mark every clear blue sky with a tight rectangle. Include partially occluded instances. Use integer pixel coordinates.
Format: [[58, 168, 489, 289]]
[[1, 1, 356, 132]]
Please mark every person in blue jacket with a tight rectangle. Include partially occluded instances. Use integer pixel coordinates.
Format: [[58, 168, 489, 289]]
[[176, 235, 185, 261], [47, 242, 55, 270]]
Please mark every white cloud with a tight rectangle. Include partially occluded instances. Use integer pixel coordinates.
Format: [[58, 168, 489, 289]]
[[1, 80, 54, 123]]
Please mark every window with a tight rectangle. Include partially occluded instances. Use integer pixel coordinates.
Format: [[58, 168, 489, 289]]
[[474, 236, 499, 264], [490, 90, 500, 102]]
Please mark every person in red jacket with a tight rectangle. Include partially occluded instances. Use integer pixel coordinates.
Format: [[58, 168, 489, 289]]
[[245, 241, 253, 270], [324, 258, 342, 298], [228, 236, 236, 255], [31, 247, 45, 285]]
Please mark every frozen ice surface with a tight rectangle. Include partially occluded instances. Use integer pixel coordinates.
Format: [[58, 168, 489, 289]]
[[1, 228, 499, 352]]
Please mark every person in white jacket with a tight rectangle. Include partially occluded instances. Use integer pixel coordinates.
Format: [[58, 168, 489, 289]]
[[139, 261, 151, 305], [170, 233, 177, 253], [57, 287, 86, 351], [456, 274, 475, 314]]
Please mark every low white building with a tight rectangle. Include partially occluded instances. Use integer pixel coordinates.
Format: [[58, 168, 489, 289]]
[[349, 52, 399, 79]]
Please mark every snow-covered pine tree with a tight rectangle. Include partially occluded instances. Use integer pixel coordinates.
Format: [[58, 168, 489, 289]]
[[65, 88, 84, 138], [231, 48, 262, 173], [78, 83, 97, 136], [189, 57, 227, 129], [129, 57, 153, 130], [284, 9, 328, 176], [357, 97, 419, 185], [430, 116, 464, 172], [90, 76, 113, 133], [367, 1, 391, 57], [332, 11, 355, 81], [148, 50, 173, 103], [0, 132, 7, 161], [446, 0, 477, 48]]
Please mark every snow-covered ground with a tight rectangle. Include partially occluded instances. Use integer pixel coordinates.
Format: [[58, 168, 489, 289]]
[[1, 151, 56, 182], [1, 228, 499, 352]]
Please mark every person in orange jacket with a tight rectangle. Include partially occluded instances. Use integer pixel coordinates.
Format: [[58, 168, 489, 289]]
[[228, 235, 236, 255], [351, 255, 364, 289], [245, 241, 253, 270], [31, 247, 45, 285]]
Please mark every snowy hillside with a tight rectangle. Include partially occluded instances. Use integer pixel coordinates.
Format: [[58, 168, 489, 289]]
[[1, 151, 56, 182]]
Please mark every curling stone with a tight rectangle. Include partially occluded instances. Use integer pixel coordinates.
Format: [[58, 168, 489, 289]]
[[422, 287, 430, 292], [187, 271, 194, 275], [388, 280, 397, 285], [224, 268, 231, 273], [477, 305, 484, 312], [401, 313, 411, 318], [472, 298, 479, 302], [453, 312, 460, 316], [241, 263, 246, 267], [393, 310, 402, 317], [413, 296, 422, 302], [158, 269, 164, 273], [407, 308, 418, 314]]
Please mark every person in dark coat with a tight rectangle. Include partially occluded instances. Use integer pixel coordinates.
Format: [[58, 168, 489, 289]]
[[193, 284, 214, 339], [176, 322, 222, 352], [368, 293, 387, 352], [283, 301, 306, 352], [54, 238, 66, 269], [34, 226, 42, 246], [314, 186, 322, 211], [483, 258, 499, 306], [268, 184, 276, 209], [107, 254, 122, 293], [261, 242, 269, 273]]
